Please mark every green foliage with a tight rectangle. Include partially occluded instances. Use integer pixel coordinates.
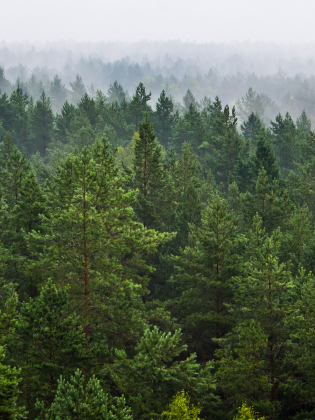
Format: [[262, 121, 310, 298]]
[[16, 280, 86, 415], [0, 346, 26, 419], [35, 369, 132, 420], [110, 326, 216, 419], [162, 390, 202, 420], [233, 403, 265, 420], [169, 194, 242, 361]]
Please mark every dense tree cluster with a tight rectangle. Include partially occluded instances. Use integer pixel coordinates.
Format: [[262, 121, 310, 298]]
[[1, 76, 315, 419]]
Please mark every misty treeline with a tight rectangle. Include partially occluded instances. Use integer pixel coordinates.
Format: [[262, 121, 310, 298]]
[[3, 40, 315, 125], [2, 62, 315, 420]]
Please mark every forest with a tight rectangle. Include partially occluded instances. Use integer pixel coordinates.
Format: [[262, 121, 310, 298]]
[[1, 47, 315, 419]]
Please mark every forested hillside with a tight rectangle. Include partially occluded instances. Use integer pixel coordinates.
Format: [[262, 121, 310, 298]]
[[1, 62, 315, 419]]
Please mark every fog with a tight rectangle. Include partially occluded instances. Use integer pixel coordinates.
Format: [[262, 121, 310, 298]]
[[2, 1, 315, 124], [1, 0, 315, 44]]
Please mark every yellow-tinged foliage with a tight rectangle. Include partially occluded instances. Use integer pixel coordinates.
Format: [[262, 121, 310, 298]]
[[162, 390, 202, 420], [234, 403, 266, 420]]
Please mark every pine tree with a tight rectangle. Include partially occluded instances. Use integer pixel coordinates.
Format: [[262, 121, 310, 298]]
[[183, 89, 199, 112], [9, 84, 29, 150], [26, 75, 44, 101], [0, 67, 11, 94], [0, 138, 47, 295], [69, 74, 86, 105], [169, 194, 242, 361], [49, 75, 67, 113], [78, 93, 97, 127], [35, 369, 132, 420], [253, 130, 279, 181], [0, 346, 26, 419], [55, 100, 75, 143], [30, 92, 54, 156], [129, 82, 151, 131], [282, 269, 315, 418], [155, 89, 174, 146], [236, 88, 264, 121], [218, 216, 294, 416], [16, 281, 86, 416], [241, 112, 262, 142], [173, 142, 201, 247], [133, 114, 164, 228], [110, 327, 216, 419], [270, 112, 300, 171], [107, 81, 126, 104], [241, 167, 292, 233], [30, 136, 172, 346]]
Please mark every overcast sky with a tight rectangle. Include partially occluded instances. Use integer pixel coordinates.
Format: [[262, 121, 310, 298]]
[[1, 0, 315, 44]]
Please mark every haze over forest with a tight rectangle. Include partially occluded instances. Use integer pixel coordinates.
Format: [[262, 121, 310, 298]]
[[2, 40, 315, 125]]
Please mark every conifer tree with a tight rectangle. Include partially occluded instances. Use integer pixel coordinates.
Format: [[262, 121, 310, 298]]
[[69, 75, 86, 105], [30, 92, 54, 156], [16, 281, 86, 416], [236, 88, 264, 121], [133, 114, 165, 228], [0, 346, 26, 419], [0, 137, 47, 295], [55, 100, 75, 143], [270, 112, 299, 171], [0, 67, 11, 94], [217, 216, 294, 416], [30, 136, 172, 346], [9, 84, 29, 150], [35, 369, 132, 420], [110, 327, 216, 419], [241, 112, 262, 142], [107, 81, 126, 104], [241, 168, 292, 233], [49, 75, 67, 113], [173, 142, 201, 247], [183, 89, 199, 112], [155, 89, 174, 146], [253, 130, 279, 181], [169, 194, 241, 361], [129, 82, 151, 131]]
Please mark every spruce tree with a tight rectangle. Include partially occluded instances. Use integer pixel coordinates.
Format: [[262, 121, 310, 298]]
[[169, 194, 242, 361], [69, 75, 86, 105], [30, 92, 54, 157], [241, 112, 262, 142], [16, 281, 86, 416], [217, 216, 294, 416], [133, 114, 164, 228], [253, 128, 279, 181], [129, 83, 151, 131], [155, 89, 174, 146], [49, 75, 67, 113]]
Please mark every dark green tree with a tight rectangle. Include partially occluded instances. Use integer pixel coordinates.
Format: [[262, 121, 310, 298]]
[[133, 114, 165, 228], [35, 370, 132, 420], [17, 281, 86, 417], [155, 89, 174, 146], [129, 82, 151, 131], [30, 92, 54, 156]]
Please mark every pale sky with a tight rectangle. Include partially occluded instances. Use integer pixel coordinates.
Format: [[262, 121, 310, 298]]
[[1, 0, 315, 44]]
